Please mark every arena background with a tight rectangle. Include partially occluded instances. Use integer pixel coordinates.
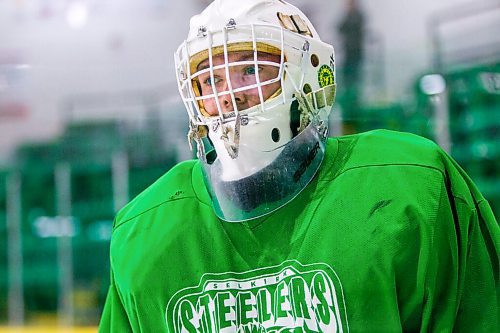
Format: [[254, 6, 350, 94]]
[[0, 0, 498, 331]]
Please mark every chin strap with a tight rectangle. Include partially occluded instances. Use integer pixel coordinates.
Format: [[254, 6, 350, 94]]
[[220, 112, 241, 159], [188, 121, 209, 162]]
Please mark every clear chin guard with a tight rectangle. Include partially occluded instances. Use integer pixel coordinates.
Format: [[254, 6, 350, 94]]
[[201, 118, 327, 222]]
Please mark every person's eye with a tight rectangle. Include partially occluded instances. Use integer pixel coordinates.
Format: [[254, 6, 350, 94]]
[[203, 76, 222, 86], [244, 66, 261, 75], [203, 77, 213, 86]]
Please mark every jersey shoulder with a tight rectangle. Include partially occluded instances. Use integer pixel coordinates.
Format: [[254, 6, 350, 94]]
[[333, 129, 446, 172], [323, 129, 485, 206], [113, 159, 206, 229]]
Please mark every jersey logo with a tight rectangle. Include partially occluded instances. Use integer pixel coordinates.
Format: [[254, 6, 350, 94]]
[[165, 260, 349, 332]]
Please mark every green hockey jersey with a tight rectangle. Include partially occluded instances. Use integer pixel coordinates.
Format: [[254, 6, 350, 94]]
[[99, 130, 499, 332]]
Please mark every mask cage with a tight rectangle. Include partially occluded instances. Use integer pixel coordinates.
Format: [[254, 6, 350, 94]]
[[190, 58, 282, 115], [175, 23, 308, 126]]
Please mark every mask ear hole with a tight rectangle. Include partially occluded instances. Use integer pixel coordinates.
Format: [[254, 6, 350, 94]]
[[303, 83, 312, 94], [310, 54, 319, 67], [271, 128, 280, 142]]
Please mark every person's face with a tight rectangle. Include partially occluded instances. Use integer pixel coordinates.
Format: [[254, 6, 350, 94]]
[[196, 50, 282, 116]]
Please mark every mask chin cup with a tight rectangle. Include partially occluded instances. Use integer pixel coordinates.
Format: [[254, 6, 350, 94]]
[[201, 118, 326, 222]]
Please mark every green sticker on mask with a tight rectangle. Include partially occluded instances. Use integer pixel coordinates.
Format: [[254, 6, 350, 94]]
[[318, 64, 334, 88]]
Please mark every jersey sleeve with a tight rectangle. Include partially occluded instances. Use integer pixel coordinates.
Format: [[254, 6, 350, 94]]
[[422, 153, 499, 332], [453, 198, 499, 331], [98, 270, 134, 333]]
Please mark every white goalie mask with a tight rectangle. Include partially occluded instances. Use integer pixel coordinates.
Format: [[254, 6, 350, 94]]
[[175, 0, 336, 221]]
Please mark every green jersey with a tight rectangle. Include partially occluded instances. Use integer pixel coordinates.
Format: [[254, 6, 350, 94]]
[[99, 130, 499, 332]]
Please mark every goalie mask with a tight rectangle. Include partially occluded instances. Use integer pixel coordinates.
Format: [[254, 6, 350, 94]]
[[175, 0, 336, 221]]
